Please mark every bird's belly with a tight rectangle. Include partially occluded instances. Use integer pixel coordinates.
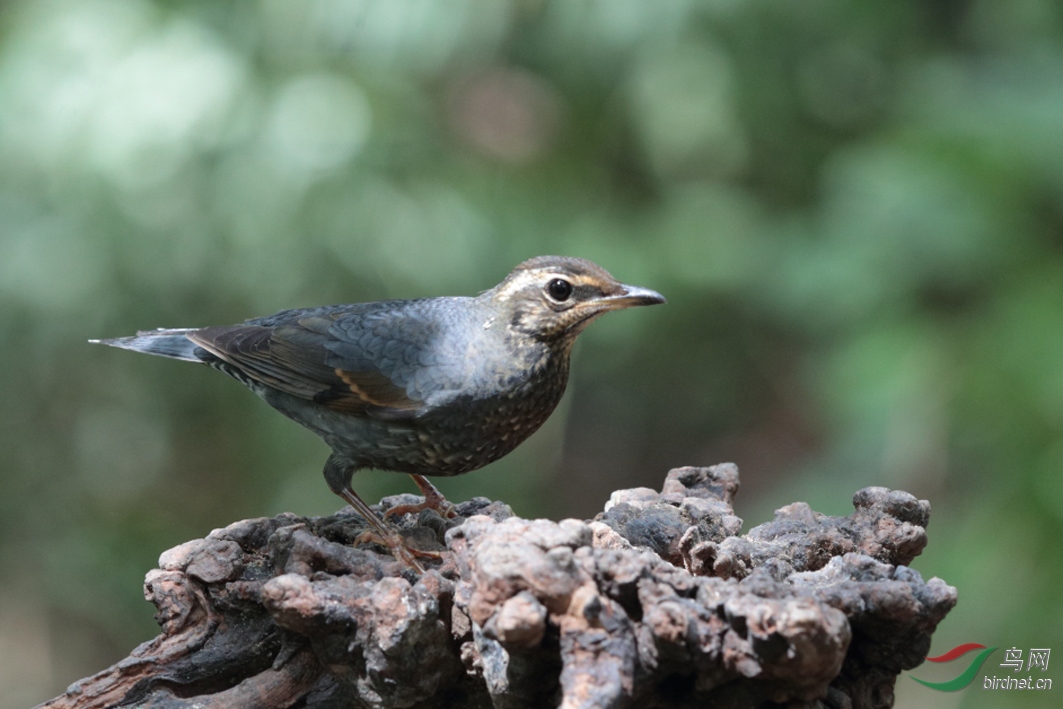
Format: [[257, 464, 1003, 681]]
[[261, 384, 564, 476], [410, 394, 560, 475]]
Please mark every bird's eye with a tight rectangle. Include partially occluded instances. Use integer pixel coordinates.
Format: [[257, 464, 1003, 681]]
[[546, 278, 573, 302]]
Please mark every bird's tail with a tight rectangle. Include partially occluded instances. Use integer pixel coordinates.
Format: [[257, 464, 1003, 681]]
[[90, 328, 203, 362]]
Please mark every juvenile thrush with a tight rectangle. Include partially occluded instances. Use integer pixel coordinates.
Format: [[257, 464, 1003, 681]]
[[93, 256, 665, 570]]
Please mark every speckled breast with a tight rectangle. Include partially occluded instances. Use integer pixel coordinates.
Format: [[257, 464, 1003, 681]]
[[329, 356, 570, 476]]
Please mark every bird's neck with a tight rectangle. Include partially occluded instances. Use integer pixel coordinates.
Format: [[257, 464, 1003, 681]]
[[493, 327, 572, 392], [471, 303, 574, 393]]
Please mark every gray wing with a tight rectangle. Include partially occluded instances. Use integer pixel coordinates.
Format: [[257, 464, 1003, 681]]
[[188, 301, 461, 420]]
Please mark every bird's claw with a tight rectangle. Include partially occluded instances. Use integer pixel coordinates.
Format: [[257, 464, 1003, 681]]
[[384, 496, 458, 520], [391, 474, 460, 520], [354, 530, 443, 569]]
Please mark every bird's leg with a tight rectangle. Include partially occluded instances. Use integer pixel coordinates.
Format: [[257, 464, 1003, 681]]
[[323, 454, 429, 572], [384, 474, 458, 519]]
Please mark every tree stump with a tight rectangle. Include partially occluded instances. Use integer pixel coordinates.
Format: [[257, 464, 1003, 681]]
[[38, 463, 955, 709]]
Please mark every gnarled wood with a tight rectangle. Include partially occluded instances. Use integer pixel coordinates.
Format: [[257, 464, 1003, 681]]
[[39, 464, 956, 709]]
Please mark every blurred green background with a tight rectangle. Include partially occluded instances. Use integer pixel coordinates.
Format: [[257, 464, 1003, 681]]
[[1, 0, 1061, 706]]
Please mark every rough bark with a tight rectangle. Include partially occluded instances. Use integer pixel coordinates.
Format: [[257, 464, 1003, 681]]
[[38, 464, 956, 709]]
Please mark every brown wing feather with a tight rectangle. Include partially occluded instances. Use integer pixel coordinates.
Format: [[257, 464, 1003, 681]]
[[188, 325, 426, 418]]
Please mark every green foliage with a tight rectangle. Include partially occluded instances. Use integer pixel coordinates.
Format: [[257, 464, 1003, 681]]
[[1, 1, 1061, 705]]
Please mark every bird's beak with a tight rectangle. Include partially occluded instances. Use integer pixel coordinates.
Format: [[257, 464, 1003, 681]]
[[597, 284, 667, 310]]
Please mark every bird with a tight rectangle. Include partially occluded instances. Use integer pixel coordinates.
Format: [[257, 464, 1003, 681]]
[[93, 256, 665, 570]]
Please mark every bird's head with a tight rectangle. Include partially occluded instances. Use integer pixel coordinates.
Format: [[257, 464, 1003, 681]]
[[486, 256, 665, 346]]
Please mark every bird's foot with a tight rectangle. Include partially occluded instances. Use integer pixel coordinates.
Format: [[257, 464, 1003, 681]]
[[354, 530, 442, 566], [334, 483, 433, 573], [386, 474, 458, 519], [383, 497, 458, 520]]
